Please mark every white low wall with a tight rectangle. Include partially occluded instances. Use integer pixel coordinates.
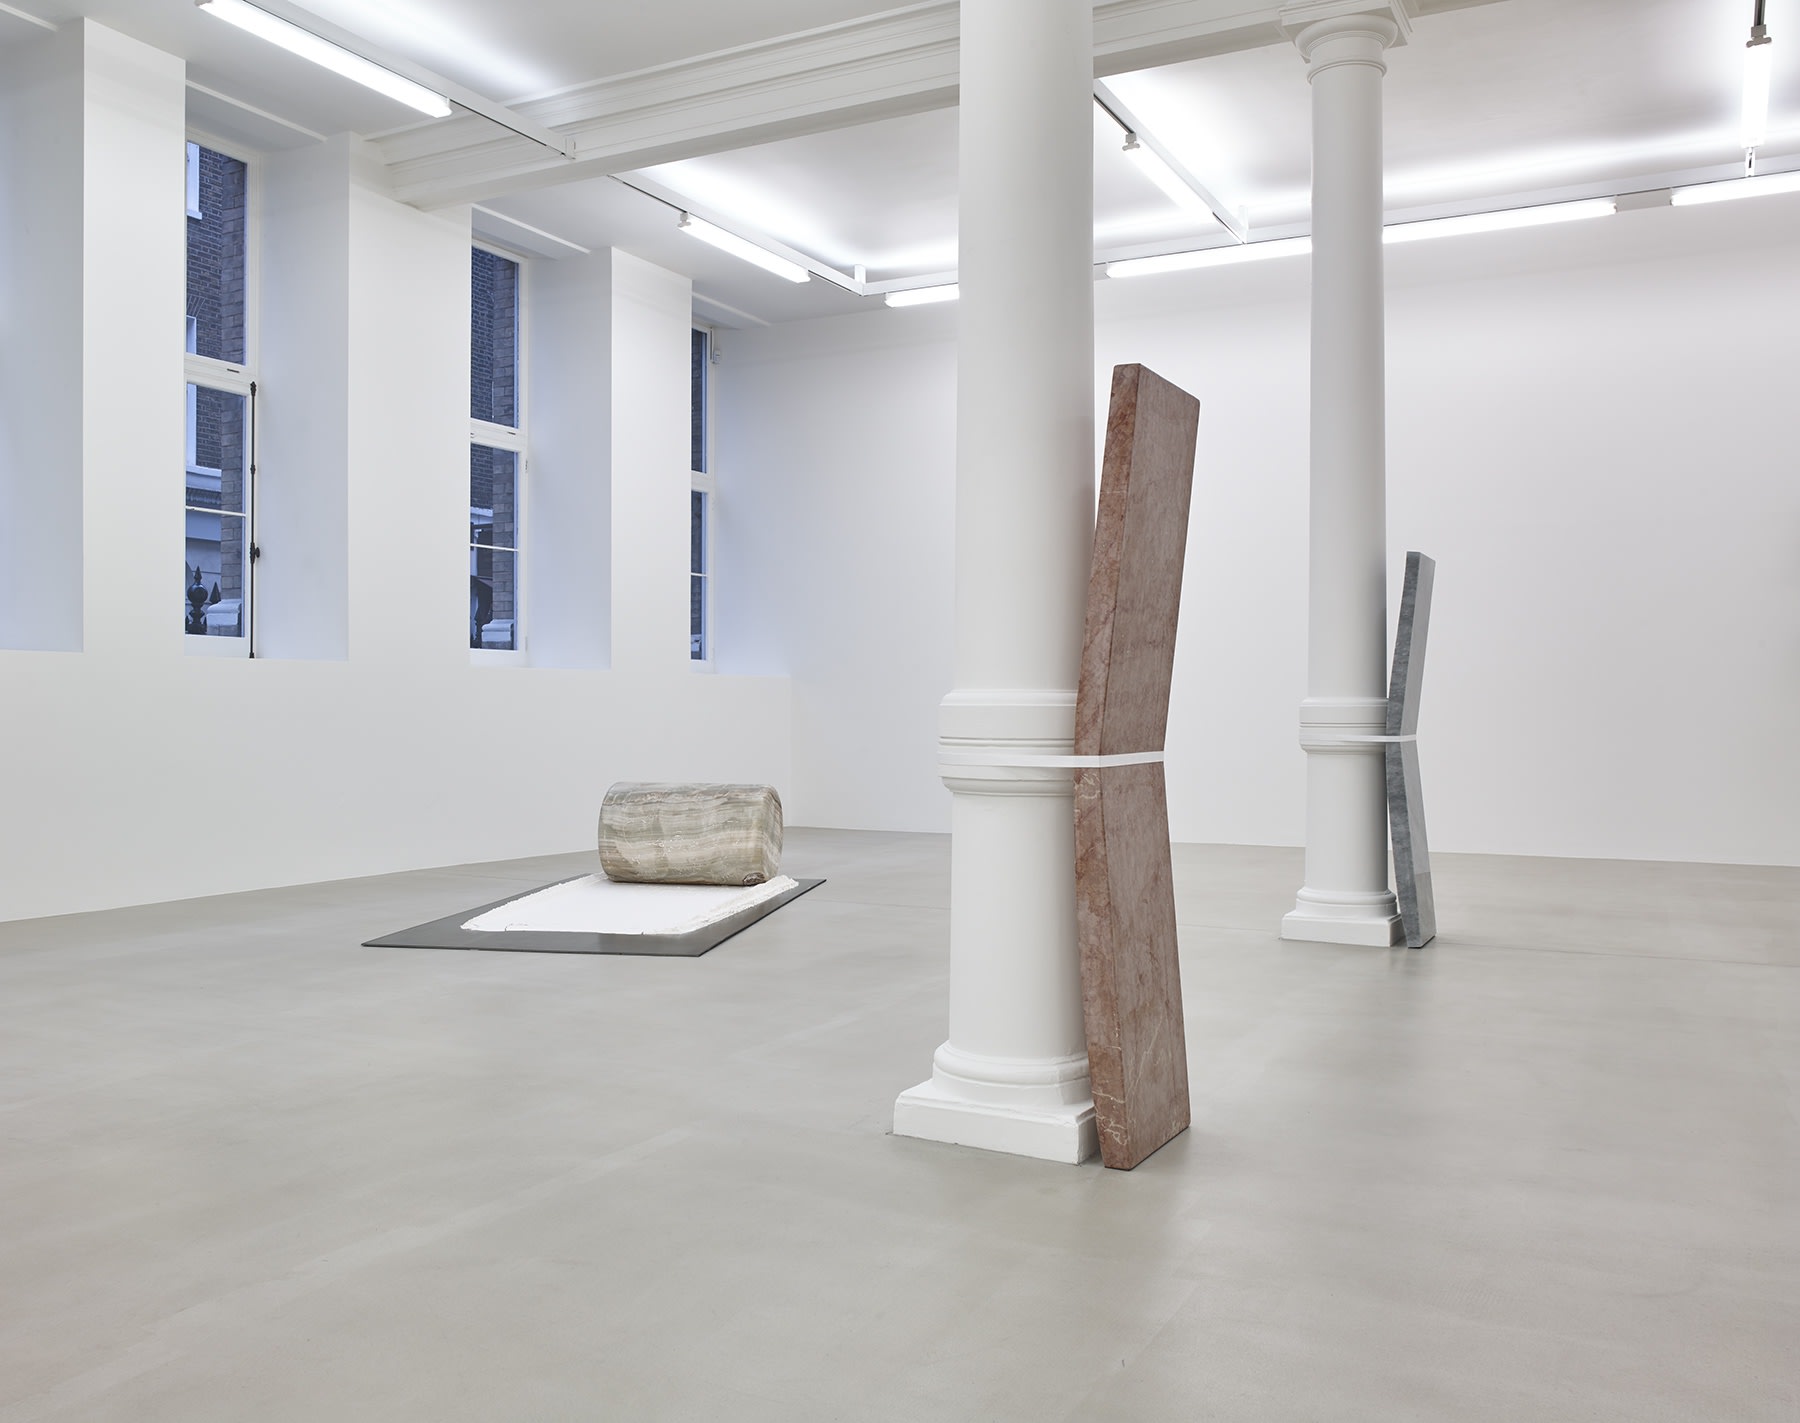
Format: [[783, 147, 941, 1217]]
[[2, 657, 789, 921]]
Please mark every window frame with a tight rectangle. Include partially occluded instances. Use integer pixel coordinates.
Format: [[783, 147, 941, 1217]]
[[690, 323, 716, 669], [470, 239, 529, 667], [185, 141, 202, 220], [184, 130, 260, 659]]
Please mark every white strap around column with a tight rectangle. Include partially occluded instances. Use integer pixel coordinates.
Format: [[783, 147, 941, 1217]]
[[937, 750, 1166, 769]]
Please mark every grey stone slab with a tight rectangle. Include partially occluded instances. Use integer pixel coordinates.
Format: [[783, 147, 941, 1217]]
[[1387, 550, 1437, 949]]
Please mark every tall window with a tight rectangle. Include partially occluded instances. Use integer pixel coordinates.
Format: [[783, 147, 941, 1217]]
[[690, 325, 713, 662], [470, 245, 525, 654], [185, 140, 255, 647]]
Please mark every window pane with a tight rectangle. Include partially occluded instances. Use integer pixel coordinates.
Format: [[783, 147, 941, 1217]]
[[189, 385, 248, 516], [470, 444, 517, 550], [470, 546, 517, 650], [470, 443, 518, 650], [186, 145, 247, 364], [185, 511, 248, 637], [186, 384, 249, 639], [471, 248, 519, 427], [691, 328, 708, 473], [690, 490, 708, 659]]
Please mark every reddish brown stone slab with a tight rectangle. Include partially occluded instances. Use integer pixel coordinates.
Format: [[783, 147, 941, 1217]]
[[1075, 363, 1201, 1171]]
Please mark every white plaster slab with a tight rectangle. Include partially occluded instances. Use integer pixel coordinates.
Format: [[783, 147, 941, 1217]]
[[463, 875, 798, 936]]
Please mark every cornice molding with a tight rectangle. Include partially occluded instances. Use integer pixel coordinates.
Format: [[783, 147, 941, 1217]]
[[379, 0, 1506, 209]]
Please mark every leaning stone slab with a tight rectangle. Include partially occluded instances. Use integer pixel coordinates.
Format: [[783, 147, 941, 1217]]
[[1386, 552, 1436, 949], [1075, 363, 1201, 1172], [599, 783, 783, 887]]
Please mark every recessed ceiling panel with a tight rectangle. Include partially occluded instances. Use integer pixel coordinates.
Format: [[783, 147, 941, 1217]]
[[633, 103, 1225, 284]]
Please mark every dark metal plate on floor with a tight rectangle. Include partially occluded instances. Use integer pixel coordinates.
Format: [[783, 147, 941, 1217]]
[[364, 877, 825, 957]]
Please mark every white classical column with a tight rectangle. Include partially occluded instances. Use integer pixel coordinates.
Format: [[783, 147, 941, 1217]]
[[1280, 2, 1408, 947], [893, 0, 1098, 1164]]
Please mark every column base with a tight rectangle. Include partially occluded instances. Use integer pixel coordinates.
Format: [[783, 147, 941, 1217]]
[[893, 1043, 1097, 1164], [894, 1077, 1097, 1164], [1281, 889, 1403, 946]]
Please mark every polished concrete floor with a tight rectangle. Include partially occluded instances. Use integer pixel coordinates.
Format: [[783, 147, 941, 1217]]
[[1, 831, 1795, 1421]]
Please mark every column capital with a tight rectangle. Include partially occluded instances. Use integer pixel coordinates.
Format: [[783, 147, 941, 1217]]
[[1278, 0, 1410, 58]]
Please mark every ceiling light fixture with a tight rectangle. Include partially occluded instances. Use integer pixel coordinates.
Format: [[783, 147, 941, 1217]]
[[1121, 135, 1214, 218], [1108, 196, 1617, 280], [1091, 86, 1245, 240], [195, 0, 451, 117], [1382, 198, 1617, 244], [884, 285, 959, 307], [677, 214, 811, 283], [1671, 166, 1800, 204], [1743, 0, 1774, 169], [1107, 237, 1312, 279]]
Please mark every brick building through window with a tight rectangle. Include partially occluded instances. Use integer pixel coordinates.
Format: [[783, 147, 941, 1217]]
[[184, 143, 251, 640], [470, 246, 521, 652]]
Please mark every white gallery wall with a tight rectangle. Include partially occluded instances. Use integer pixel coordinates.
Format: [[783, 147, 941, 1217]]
[[0, 22, 789, 924], [5, 14, 1795, 927], [717, 193, 1800, 867]]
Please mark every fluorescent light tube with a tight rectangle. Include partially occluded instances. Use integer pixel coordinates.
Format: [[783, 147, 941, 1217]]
[[1744, 37, 1773, 151], [884, 284, 958, 307], [1382, 198, 1616, 244], [1108, 197, 1617, 280], [1122, 137, 1214, 218], [1107, 237, 1311, 279], [1671, 167, 1800, 204], [196, 0, 451, 117], [677, 215, 810, 283]]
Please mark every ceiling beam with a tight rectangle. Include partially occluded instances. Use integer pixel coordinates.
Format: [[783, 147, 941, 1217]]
[[377, 0, 1509, 210], [378, 3, 958, 208]]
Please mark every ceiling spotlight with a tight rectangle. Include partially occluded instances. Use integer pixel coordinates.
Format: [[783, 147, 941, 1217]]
[[677, 214, 810, 283], [1743, 0, 1774, 165], [195, 0, 451, 117], [884, 285, 959, 307]]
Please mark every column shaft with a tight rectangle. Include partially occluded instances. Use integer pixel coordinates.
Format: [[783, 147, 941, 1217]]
[[894, 0, 1098, 1164], [1282, 14, 1404, 947]]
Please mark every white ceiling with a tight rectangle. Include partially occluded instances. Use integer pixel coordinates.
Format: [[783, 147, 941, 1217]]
[[0, 0, 886, 110], [475, 101, 1224, 327], [1106, 0, 1799, 228], [631, 103, 1222, 277], [536, 0, 1800, 322], [4, 0, 1795, 325]]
